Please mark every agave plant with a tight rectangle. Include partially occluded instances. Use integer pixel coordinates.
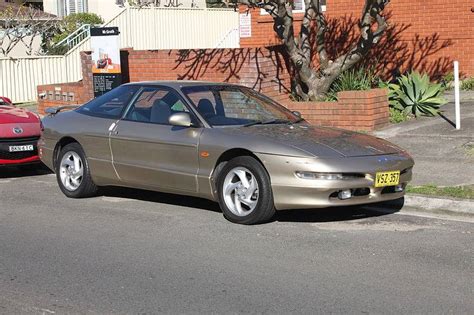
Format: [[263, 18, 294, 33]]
[[387, 72, 446, 117]]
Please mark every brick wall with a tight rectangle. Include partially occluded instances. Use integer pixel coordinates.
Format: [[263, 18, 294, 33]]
[[37, 82, 87, 114], [126, 47, 293, 103], [37, 47, 389, 131], [240, 0, 474, 77], [37, 52, 94, 114], [283, 89, 389, 131]]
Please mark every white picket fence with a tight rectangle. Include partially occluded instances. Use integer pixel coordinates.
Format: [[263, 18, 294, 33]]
[[0, 8, 240, 103]]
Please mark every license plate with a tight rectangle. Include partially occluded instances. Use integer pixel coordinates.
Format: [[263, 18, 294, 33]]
[[375, 171, 400, 188], [9, 145, 34, 152]]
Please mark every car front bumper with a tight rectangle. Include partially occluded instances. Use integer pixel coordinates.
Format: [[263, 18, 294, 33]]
[[256, 153, 414, 210], [0, 136, 41, 166]]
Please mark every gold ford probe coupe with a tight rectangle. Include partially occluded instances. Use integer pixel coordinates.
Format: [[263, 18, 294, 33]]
[[39, 81, 414, 224]]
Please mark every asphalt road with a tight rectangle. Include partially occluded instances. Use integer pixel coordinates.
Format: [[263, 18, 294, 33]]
[[0, 166, 473, 314]]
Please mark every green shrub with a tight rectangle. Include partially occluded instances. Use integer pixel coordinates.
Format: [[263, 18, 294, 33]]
[[53, 13, 103, 44], [389, 107, 410, 124], [441, 72, 454, 90], [44, 13, 104, 54], [387, 71, 446, 117], [461, 77, 474, 91], [325, 66, 377, 101]]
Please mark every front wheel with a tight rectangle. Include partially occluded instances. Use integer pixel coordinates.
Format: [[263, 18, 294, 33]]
[[217, 156, 275, 225], [56, 143, 98, 198]]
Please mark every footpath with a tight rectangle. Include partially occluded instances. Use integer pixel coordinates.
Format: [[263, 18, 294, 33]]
[[372, 93, 473, 221]]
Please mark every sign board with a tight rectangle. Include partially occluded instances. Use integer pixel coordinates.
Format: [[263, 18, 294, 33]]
[[239, 13, 252, 38], [90, 27, 122, 97]]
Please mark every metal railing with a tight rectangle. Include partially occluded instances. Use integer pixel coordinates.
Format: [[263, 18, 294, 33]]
[[53, 24, 91, 52]]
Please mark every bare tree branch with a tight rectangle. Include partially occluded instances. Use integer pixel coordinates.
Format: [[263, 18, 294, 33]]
[[0, 5, 60, 57]]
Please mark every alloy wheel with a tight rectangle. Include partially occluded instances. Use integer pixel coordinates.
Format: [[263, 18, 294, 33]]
[[59, 151, 84, 191], [222, 167, 259, 217]]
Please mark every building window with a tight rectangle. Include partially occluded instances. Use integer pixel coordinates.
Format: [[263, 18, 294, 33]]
[[260, 0, 326, 15], [63, 0, 88, 16]]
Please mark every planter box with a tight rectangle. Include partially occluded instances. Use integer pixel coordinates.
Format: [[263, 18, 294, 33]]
[[282, 89, 389, 131]]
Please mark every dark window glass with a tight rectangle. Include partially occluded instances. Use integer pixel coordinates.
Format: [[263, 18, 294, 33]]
[[77, 85, 140, 119], [124, 86, 189, 125], [182, 85, 299, 127]]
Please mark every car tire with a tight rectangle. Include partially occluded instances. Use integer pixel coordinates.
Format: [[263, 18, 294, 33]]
[[56, 143, 98, 198], [217, 156, 275, 225]]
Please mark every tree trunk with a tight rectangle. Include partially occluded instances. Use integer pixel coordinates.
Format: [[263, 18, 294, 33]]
[[240, 0, 389, 101]]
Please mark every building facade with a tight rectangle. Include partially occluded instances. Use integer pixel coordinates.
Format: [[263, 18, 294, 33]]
[[239, 0, 474, 78]]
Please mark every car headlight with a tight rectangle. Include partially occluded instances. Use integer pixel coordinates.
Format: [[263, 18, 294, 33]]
[[295, 172, 363, 180]]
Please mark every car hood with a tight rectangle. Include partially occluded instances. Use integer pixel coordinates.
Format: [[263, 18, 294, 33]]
[[0, 105, 41, 138], [232, 124, 403, 158]]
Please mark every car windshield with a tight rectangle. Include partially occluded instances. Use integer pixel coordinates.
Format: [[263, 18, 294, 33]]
[[181, 85, 301, 127]]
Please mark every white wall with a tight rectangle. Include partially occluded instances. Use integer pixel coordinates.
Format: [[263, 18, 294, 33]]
[[86, 0, 124, 22], [44, 0, 208, 22], [3, 36, 43, 57], [43, 0, 61, 16]]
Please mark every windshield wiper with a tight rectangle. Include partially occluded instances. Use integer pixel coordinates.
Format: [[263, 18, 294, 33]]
[[243, 119, 292, 127]]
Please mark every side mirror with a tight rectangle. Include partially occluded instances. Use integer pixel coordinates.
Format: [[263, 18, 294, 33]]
[[169, 112, 192, 127], [292, 111, 302, 117]]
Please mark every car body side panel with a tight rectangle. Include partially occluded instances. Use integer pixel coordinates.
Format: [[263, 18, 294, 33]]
[[110, 120, 201, 192], [195, 128, 316, 201], [40, 111, 119, 185]]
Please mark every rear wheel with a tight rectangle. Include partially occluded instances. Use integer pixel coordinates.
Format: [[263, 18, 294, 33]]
[[217, 156, 275, 225], [56, 143, 98, 198]]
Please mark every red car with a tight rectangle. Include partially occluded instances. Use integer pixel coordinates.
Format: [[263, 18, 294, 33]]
[[0, 97, 41, 166]]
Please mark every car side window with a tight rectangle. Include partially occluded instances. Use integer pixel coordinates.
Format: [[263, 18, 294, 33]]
[[77, 85, 140, 119], [124, 87, 189, 125]]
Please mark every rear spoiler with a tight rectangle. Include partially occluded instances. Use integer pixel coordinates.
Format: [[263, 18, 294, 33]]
[[45, 105, 80, 116]]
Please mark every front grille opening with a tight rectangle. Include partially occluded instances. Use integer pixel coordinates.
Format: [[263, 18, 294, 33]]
[[0, 138, 39, 160], [0, 149, 38, 160], [381, 184, 406, 194], [353, 188, 370, 196], [345, 173, 366, 179], [329, 191, 339, 199], [382, 186, 397, 194]]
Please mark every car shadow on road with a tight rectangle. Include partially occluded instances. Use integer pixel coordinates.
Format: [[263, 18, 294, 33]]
[[274, 198, 405, 223], [100, 187, 222, 213], [100, 186, 404, 223], [0, 164, 52, 179]]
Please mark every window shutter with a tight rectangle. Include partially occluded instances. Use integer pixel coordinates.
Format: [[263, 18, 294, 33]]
[[66, 0, 72, 14], [77, 0, 83, 13]]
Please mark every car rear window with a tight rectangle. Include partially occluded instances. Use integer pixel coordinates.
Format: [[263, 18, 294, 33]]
[[77, 85, 140, 119]]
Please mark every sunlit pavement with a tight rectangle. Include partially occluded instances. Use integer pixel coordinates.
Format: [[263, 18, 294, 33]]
[[0, 167, 472, 314]]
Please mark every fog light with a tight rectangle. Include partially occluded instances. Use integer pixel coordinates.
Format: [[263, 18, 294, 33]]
[[394, 185, 404, 192], [338, 190, 352, 200]]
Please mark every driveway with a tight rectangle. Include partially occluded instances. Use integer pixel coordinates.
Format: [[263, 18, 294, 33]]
[[0, 167, 473, 314], [374, 101, 474, 186]]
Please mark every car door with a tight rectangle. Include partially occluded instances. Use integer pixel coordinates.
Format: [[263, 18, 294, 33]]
[[73, 85, 140, 182], [109, 86, 202, 193]]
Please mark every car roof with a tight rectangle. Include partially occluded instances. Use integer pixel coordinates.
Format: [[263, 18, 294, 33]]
[[124, 81, 242, 89]]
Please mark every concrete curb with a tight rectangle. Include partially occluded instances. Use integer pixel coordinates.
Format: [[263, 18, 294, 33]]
[[404, 194, 474, 216], [366, 194, 474, 221]]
